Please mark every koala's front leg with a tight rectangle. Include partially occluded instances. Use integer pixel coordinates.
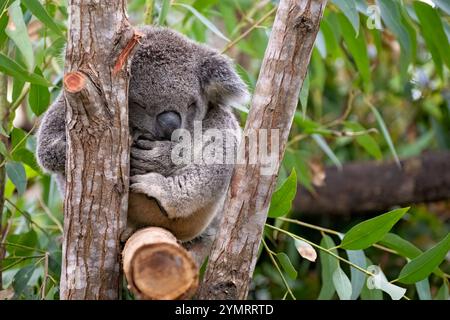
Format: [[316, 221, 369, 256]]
[[130, 163, 229, 219], [130, 140, 183, 176]]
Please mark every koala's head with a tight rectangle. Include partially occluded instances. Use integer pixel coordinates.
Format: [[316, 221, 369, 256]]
[[129, 27, 249, 141]]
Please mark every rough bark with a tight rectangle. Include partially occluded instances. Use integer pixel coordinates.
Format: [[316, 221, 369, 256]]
[[295, 151, 450, 216], [61, 0, 140, 299], [197, 0, 327, 299], [122, 227, 198, 300]]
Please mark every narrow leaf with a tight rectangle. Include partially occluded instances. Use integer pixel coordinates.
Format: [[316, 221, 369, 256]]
[[332, 267, 352, 300], [338, 13, 371, 92], [415, 278, 432, 300], [369, 104, 400, 167], [333, 0, 359, 36], [347, 249, 367, 300], [268, 169, 297, 218], [340, 207, 409, 250], [312, 134, 342, 170], [22, 0, 64, 37], [318, 235, 338, 300], [5, 161, 26, 195], [0, 53, 51, 86], [5, 1, 34, 71], [157, 0, 170, 26], [28, 67, 50, 116], [174, 3, 230, 42], [276, 252, 297, 280], [398, 233, 450, 284]]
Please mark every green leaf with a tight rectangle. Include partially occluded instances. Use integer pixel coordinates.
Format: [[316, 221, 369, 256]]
[[338, 13, 371, 92], [5, 1, 34, 71], [332, 267, 352, 300], [321, 19, 340, 60], [157, 0, 170, 26], [379, 233, 445, 278], [340, 207, 409, 250], [347, 249, 367, 300], [5, 161, 27, 195], [377, 0, 413, 79], [13, 148, 40, 173], [312, 134, 342, 170], [344, 121, 382, 160], [415, 278, 431, 300], [28, 67, 50, 116], [0, 53, 51, 86], [369, 104, 400, 167], [318, 235, 338, 300], [333, 0, 359, 36], [268, 168, 297, 218], [173, 3, 230, 42], [0, 140, 9, 158], [414, 1, 450, 69], [0, 14, 8, 49], [12, 265, 34, 297], [283, 150, 313, 192], [398, 233, 450, 284], [414, 1, 450, 77], [379, 233, 422, 259], [276, 252, 297, 280], [22, 0, 64, 37], [11, 127, 26, 149]]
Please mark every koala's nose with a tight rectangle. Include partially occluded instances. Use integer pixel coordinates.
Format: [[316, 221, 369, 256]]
[[156, 111, 182, 139]]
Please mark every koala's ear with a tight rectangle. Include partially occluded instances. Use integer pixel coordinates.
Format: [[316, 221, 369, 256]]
[[199, 53, 250, 107]]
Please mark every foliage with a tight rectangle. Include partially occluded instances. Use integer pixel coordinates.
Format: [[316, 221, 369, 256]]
[[0, 0, 449, 300]]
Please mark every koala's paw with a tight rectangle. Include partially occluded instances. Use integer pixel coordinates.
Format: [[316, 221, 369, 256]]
[[130, 140, 176, 175]]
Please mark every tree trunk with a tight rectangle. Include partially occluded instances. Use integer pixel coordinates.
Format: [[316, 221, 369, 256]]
[[60, 0, 140, 299], [197, 0, 327, 299], [295, 151, 450, 216]]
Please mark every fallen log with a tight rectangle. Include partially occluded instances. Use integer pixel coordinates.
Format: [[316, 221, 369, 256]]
[[295, 151, 450, 216]]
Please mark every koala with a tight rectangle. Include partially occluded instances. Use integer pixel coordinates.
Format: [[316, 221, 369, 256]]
[[36, 26, 249, 243]]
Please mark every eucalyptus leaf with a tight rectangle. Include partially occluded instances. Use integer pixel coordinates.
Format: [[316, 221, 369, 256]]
[[22, 0, 64, 37], [268, 168, 297, 218], [276, 252, 297, 280], [340, 207, 409, 250], [5, 1, 34, 71], [333, 0, 359, 36], [332, 268, 352, 300], [6, 160, 27, 195], [398, 233, 450, 284], [318, 235, 338, 300]]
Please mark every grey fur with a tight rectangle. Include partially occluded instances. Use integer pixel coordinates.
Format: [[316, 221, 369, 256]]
[[36, 26, 249, 242]]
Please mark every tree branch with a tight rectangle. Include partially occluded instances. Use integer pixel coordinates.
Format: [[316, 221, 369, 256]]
[[295, 151, 450, 216], [197, 0, 327, 299]]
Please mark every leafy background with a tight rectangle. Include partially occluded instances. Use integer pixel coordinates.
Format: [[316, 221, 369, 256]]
[[0, 0, 449, 300]]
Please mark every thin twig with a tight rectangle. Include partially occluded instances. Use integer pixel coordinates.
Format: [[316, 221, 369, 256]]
[[222, 7, 277, 53]]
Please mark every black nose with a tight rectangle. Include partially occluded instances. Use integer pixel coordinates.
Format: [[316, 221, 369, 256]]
[[156, 111, 181, 140]]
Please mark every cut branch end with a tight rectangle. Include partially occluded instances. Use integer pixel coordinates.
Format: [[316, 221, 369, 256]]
[[122, 227, 198, 300], [64, 71, 86, 93]]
